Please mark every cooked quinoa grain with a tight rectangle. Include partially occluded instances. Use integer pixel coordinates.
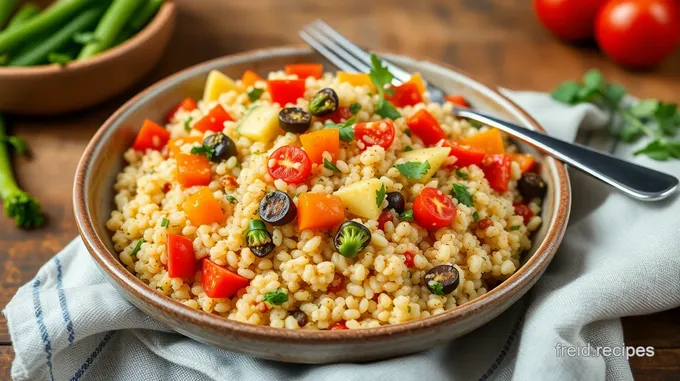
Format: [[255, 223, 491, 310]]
[[107, 63, 544, 330]]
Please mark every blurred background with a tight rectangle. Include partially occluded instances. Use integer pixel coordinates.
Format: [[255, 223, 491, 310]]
[[0, 0, 679, 379]]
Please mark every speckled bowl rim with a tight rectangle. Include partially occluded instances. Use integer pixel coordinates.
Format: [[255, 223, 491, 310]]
[[0, 1, 176, 75], [74, 46, 571, 343]]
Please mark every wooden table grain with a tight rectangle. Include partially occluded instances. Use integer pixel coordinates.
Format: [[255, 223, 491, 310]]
[[1, 0, 679, 379]]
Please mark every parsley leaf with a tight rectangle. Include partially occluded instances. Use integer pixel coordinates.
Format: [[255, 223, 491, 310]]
[[551, 81, 581, 104], [472, 211, 479, 221], [376, 97, 401, 120], [324, 117, 356, 142], [131, 239, 144, 257], [451, 184, 473, 207], [369, 53, 401, 120], [349, 102, 361, 114], [324, 158, 340, 172], [509, 225, 521, 231], [399, 210, 414, 221], [395, 161, 430, 179], [247, 87, 264, 102], [184, 116, 193, 132], [404, 145, 413, 152], [376, 183, 386, 208], [428, 280, 444, 296], [455, 169, 468, 179], [225, 195, 238, 204], [161, 218, 169, 228], [404, 129, 412, 137], [190, 144, 215, 160], [263, 289, 288, 305]]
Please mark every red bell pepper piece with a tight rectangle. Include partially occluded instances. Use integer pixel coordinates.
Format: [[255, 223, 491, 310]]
[[406, 109, 446, 146], [513, 202, 534, 223], [132, 119, 170, 151], [201, 259, 249, 298], [441, 140, 486, 167], [167, 234, 196, 279], [318, 106, 354, 124], [193, 104, 233, 133], [267, 79, 306, 105], [166, 97, 198, 123], [386, 82, 423, 108], [445, 95, 469, 107], [482, 154, 512, 192]]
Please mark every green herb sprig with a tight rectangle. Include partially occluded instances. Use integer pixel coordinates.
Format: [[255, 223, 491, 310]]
[[375, 183, 386, 208], [323, 158, 340, 172], [263, 289, 288, 306], [369, 54, 401, 120], [395, 161, 430, 180], [324, 117, 356, 142]]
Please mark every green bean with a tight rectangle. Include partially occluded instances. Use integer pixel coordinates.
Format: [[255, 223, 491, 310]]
[[0, 0, 96, 54], [0, 0, 19, 30], [8, 6, 105, 67], [77, 0, 142, 60], [129, 0, 164, 32], [5, 2, 40, 32]]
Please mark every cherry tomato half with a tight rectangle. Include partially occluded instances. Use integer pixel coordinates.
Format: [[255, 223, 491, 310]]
[[267, 145, 312, 184], [413, 187, 457, 230], [595, 0, 680, 68], [354, 119, 396, 150], [406, 109, 446, 146], [534, 0, 608, 41]]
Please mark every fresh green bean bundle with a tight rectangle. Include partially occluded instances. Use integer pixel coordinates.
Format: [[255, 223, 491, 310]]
[[5, 2, 39, 31], [0, 0, 19, 29], [77, 0, 143, 59]]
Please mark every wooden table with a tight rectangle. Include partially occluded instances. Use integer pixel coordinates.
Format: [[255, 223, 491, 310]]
[[1, 0, 679, 379]]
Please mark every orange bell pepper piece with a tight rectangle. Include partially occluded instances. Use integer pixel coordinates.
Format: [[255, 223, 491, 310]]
[[459, 129, 505, 155], [176, 153, 212, 188], [406, 73, 426, 93], [241, 70, 263, 88], [300, 128, 340, 164], [183, 187, 225, 226], [509, 153, 536, 173], [285, 63, 324, 79], [337, 72, 376, 92], [168, 136, 203, 157], [166, 97, 198, 123], [297, 193, 345, 231], [132, 119, 170, 151]]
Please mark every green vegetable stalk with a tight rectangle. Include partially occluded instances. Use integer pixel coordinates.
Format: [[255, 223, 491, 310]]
[[8, 6, 105, 67], [129, 0, 165, 32], [0, 115, 43, 228], [77, 0, 143, 59], [0, 0, 96, 54], [4, 2, 40, 32], [0, 0, 19, 30]]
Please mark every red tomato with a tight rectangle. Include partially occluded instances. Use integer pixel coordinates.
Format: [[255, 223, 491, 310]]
[[330, 321, 348, 330], [441, 140, 486, 168], [167, 234, 196, 279], [596, 0, 680, 68], [193, 104, 233, 133], [201, 259, 249, 299], [377, 210, 396, 231], [267, 79, 306, 105], [444, 95, 469, 108], [477, 218, 493, 230], [413, 187, 457, 230], [132, 119, 170, 151], [318, 106, 354, 124], [513, 202, 534, 224], [482, 154, 512, 192], [267, 145, 312, 184], [166, 97, 197, 123], [385, 82, 423, 108], [285, 63, 324, 79], [534, 0, 608, 41], [354, 119, 396, 150], [327, 273, 345, 293], [403, 252, 416, 269], [406, 109, 446, 146]]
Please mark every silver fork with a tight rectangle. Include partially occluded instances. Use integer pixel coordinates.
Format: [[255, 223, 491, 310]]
[[300, 20, 678, 202]]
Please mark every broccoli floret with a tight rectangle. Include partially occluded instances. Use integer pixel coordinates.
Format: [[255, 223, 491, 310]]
[[0, 115, 43, 228]]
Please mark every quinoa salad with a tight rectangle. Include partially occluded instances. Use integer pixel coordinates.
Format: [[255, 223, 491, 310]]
[[106, 56, 548, 330]]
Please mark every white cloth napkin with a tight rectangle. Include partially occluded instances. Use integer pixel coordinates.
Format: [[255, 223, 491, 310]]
[[4, 91, 680, 381]]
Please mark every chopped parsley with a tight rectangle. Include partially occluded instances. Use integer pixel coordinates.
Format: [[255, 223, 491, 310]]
[[399, 210, 414, 222], [263, 289, 288, 305], [455, 169, 468, 179], [404, 129, 412, 137], [451, 183, 473, 207], [324, 158, 340, 172], [190, 144, 216, 160], [184, 116, 193, 132], [473, 211, 479, 221], [349, 102, 362, 114], [428, 280, 444, 296], [369, 53, 401, 120], [247, 87, 264, 102], [395, 161, 430, 179], [404, 145, 413, 152], [130, 239, 144, 258], [324, 116, 356, 142], [225, 195, 238, 204], [161, 218, 169, 228], [509, 225, 521, 231], [375, 183, 386, 208]]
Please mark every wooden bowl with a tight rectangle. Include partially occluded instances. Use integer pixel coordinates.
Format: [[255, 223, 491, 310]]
[[0, 1, 176, 115], [74, 46, 571, 363]]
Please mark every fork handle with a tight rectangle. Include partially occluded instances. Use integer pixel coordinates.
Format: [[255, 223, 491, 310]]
[[454, 108, 679, 201]]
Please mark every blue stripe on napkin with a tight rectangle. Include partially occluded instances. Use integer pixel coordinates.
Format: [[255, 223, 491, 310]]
[[70, 331, 116, 381], [55, 257, 76, 345], [32, 278, 55, 381]]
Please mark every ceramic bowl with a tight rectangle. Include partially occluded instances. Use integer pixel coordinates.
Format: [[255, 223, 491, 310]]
[[74, 46, 570, 363], [0, 1, 176, 115]]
